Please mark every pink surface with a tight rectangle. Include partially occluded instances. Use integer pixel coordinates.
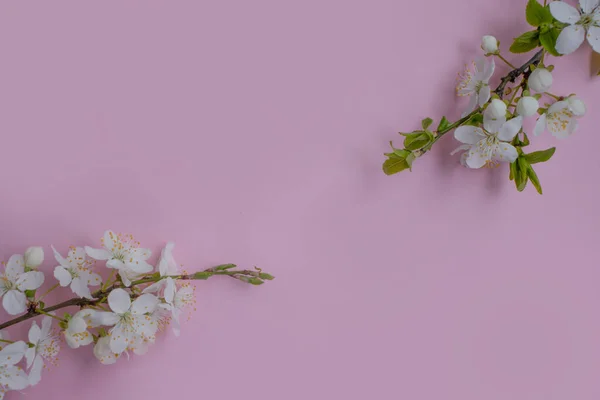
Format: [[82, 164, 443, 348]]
[[1, 0, 599, 399]]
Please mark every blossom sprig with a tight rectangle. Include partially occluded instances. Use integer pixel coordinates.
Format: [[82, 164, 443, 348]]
[[382, 0, 594, 194], [0, 231, 274, 399]]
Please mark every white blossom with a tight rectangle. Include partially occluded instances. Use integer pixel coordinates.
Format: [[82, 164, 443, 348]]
[[161, 283, 195, 337], [456, 58, 495, 116], [481, 35, 499, 54], [25, 316, 60, 386], [0, 255, 44, 315], [52, 246, 101, 300], [23, 247, 44, 269], [528, 68, 553, 93], [567, 95, 587, 116], [0, 341, 29, 398], [64, 309, 103, 349], [550, 0, 600, 55], [517, 96, 540, 117], [93, 336, 119, 365], [85, 231, 153, 287], [453, 115, 523, 168], [94, 289, 160, 354], [534, 99, 583, 138], [484, 99, 507, 119]]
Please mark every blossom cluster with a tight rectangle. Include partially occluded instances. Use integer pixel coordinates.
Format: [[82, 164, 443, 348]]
[[0, 231, 273, 399], [382, 0, 596, 194]]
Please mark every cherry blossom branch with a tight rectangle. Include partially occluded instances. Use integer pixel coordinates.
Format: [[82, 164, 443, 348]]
[[494, 49, 544, 98], [0, 265, 273, 331]]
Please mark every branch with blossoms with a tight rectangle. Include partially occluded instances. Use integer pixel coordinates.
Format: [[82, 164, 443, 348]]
[[0, 231, 274, 398], [382, 0, 595, 194]]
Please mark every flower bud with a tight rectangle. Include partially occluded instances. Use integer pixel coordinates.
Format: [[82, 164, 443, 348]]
[[481, 35, 499, 54], [516, 96, 540, 117], [566, 95, 586, 116], [528, 68, 553, 93], [484, 99, 507, 120], [24, 246, 44, 268]]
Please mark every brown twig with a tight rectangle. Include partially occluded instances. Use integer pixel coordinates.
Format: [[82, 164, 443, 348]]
[[494, 49, 544, 98], [0, 267, 267, 331]]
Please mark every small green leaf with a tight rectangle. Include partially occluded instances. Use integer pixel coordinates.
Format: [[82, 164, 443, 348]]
[[382, 150, 415, 175], [193, 271, 213, 280], [421, 117, 433, 130], [510, 30, 540, 53], [246, 277, 264, 285], [526, 0, 553, 26], [24, 290, 36, 299], [521, 132, 530, 147], [464, 113, 483, 126], [526, 164, 543, 194], [403, 131, 433, 151], [437, 116, 450, 132], [523, 147, 556, 164], [509, 161, 517, 181], [213, 264, 237, 271], [258, 272, 275, 280], [539, 26, 561, 56], [517, 157, 529, 192]]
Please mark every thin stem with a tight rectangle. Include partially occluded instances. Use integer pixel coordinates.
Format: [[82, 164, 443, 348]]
[[545, 92, 562, 100], [0, 265, 266, 331], [0, 338, 14, 344], [496, 53, 517, 69], [507, 86, 523, 108], [37, 310, 65, 322], [38, 283, 60, 301], [101, 270, 117, 291]]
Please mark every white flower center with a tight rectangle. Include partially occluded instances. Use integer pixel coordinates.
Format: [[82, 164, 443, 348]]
[[578, 13, 597, 28], [0, 276, 13, 290]]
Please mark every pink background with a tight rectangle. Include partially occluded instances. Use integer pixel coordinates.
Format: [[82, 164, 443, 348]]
[[1, 0, 599, 399]]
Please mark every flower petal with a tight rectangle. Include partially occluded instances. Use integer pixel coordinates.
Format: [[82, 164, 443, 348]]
[[89, 311, 120, 327], [51, 245, 67, 268], [465, 146, 488, 169], [483, 115, 507, 134], [40, 316, 52, 338], [142, 280, 165, 294], [462, 95, 479, 117], [106, 259, 125, 269], [493, 143, 518, 163], [125, 259, 153, 274], [132, 314, 159, 338], [5, 255, 25, 281], [16, 271, 44, 291], [85, 272, 102, 287], [84, 246, 112, 261], [94, 336, 119, 365], [587, 25, 600, 53], [110, 322, 134, 354], [131, 294, 159, 315], [28, 322, 41, 349], [28, 356, 44, 386], [580, 0, 600, 14], [550, 1, 581, 24], [497, 116, 523, 141], [71, 277, 93, 300], [53, 266, 72, 287], [478, 85, 491, 106], [164, 278, 176, 304], [481, 58, 495, 82], [551, 117, 578, 139], [158, 243, 178, 276], [555, 24, 586, 55], [0, 341, 27, 365], [107, 289, 131, 314], [0, 365, 29, 390], [454, 126, 485, 144], [2, 290, 27, 315], [534, 114, 547, 136]]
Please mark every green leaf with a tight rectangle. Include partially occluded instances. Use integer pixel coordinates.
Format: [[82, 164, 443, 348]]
[[193, 271, 213, 280], [382, 151, 414, 175], [539, 26, 561, 56], [421, 118, 433, 130], [24, 290, 36, 299], [521, 132, 530, 147], [526, 0, 553, 26], [246, 277, 264, 285], [464, 113, 483, 126], [437, 116, 450, 132], [523, 147, 555, 164], [526, 164, 543, 194], [509, 160, 517, 181], [258, 272, 275, 280], [403, 131, 432, 151], [510, 30, 540, 53], [213, 264, 237, 271], [517, 157, 529, 192]]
